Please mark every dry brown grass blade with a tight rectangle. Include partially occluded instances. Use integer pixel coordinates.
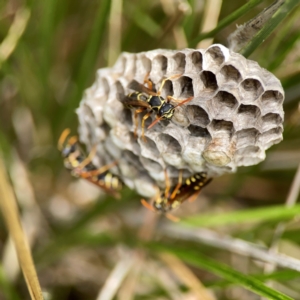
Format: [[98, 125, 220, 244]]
[[116, 251, 145, 300], [197, 0, 222, 48], [160, 0, 190, 49], [147, 260, 184, 300], [108, 0, 122, 66], [159, 252, 216, 300], [2, 152, 49, 282], [0, 7, 30, 67], [0, 157, 44, 300], [96, 250, 135, 300]]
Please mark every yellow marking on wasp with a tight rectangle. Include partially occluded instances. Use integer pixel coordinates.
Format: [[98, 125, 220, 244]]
[[105, 173, 112, 189], [186, 179, 191, 185], [191, 177, 196, 182], [112, 177, 120, 190], [194, 186, 200, 190], [172, 201, 180, 209]]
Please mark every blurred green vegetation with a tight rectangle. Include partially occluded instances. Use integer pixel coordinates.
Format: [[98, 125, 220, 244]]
[[1, 0, 300, 299]]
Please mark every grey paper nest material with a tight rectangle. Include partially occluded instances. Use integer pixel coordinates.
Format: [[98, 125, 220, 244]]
[[77, 44, 284, 197]]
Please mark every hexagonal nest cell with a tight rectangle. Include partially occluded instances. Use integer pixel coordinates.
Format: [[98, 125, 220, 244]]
[[76, 44, 284, 197]]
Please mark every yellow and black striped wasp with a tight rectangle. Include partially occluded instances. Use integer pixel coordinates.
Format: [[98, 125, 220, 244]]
[[58, 128, 123, 198], [122, 73, 194, 139], [141, 170, 212, 221]]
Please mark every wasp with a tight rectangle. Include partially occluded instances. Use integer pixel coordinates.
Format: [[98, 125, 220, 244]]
[[58, 128, 123, 198], [141, 170, 212, 221], [122, 73, 194, 139]]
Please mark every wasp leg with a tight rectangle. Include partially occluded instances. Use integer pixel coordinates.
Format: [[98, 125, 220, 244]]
[[79, 161, 118, 178], [58, 128, 71, 150], [141, 199, 156, 212], [163, 169, 171, 199], [141, 111, 152, 141], [143, 72, 154, 91], [157, 74, 182, 96], [170, 170, 183, 200], [165, 213, 180, 222], [134, 107, 147, 138], [188, 189, 202, 203], [68, 136, 79, 146], [76, 145, 97, 170]]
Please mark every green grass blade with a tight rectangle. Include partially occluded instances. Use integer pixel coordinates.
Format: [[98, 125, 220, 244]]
[[240, 0, 300, 57], [190, 0, 263, 47], [58, 0, 111, 132], [268, 33, 300, 71], [132, 7, 161, 37], [207, 270, 300, 288], [181, 204, 300, 227], [39, 0, 59, 76], [75, 0, 111, 86], [153, 245, 293, 300]]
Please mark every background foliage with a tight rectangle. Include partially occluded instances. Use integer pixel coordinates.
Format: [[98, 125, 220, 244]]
[[1, 0, 300, 299]]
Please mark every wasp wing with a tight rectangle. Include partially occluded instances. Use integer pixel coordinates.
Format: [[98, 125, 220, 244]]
[[121, 96, 150, 109], [128, 80, 157, 96]]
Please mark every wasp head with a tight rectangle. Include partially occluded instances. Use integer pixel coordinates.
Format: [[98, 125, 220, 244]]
[[62, 143, 77, 158], [153, 192, 180, 213], [158, 103, 175, 120]]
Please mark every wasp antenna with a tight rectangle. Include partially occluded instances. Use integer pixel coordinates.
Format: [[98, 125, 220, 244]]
[[174, 96, 194, 108], [166, 213, 180, 222], [148, 117, 162, 129], [58, 128, 71, 150], [141, 199, 156, 212]]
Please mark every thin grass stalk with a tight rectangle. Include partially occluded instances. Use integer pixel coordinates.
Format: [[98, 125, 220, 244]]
[[264, 163, 300, 274], [0, 157, 44, 300]]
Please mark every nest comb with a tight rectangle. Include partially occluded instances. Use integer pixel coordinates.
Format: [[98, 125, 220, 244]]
[[76, 44, 284, 197]]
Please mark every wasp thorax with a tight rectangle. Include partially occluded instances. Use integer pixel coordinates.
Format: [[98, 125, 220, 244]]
[[148, 95, 164, 110]]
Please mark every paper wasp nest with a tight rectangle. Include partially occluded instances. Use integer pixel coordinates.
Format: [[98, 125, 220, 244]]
[[77, 44, 284, 197]]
